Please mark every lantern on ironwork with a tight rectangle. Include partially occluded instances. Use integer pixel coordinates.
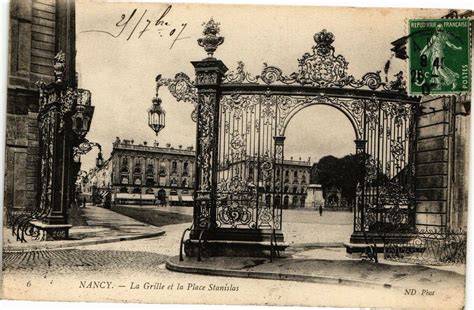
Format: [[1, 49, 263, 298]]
[[72, 89, 94, 140], [96, 150, 104, 168], [148, 96, 166, 136]]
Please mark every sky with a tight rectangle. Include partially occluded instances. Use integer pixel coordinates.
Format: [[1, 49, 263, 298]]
[[75, 2, 447, 170]]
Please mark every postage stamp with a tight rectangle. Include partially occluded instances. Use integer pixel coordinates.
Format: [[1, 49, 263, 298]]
[[408, 19, 471, 96]]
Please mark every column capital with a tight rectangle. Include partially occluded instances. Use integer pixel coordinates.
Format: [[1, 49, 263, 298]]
[[354, 139, 367, 148], [191, 59, 228, 86], [274, 136, 286, 144]]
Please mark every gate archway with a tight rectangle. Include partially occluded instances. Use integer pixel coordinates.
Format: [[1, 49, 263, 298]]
[[156, 21, 420, 255]]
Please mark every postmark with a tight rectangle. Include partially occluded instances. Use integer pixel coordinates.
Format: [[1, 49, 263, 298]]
[[408, 19, 471, 96]]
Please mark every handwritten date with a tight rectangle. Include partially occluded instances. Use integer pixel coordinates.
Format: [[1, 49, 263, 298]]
[[82, 5, 189, 49]]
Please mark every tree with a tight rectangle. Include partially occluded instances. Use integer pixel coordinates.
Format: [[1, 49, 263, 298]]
[[311, 153, 367, 206]]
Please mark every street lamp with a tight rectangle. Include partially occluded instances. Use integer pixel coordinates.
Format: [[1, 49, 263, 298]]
[[72, 89, 94, 140], [148, 74, 166, 136], [96, 148, 104, 168]]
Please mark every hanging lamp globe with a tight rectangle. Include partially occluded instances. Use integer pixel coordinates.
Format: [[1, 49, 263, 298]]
[[148, 96, 166, 136], [95, 150, 104, 168]]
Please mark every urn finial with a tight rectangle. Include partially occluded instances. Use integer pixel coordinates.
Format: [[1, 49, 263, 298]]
[[197, 18, 224, 58], [54, 51, 66, 84]]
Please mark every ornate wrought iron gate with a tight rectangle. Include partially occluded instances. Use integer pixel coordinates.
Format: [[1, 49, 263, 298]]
[[157, 20, 420, 249]]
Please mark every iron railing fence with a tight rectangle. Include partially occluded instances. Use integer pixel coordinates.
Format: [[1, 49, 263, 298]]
[[383, 229, 467, 265]]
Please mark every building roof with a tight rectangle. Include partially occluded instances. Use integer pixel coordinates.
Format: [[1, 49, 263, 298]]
[[112, 138, 195, 157]]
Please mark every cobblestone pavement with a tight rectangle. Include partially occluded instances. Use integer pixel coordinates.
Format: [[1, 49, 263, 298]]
[[2, 224, 465, 309], [2, 221, 189, 275], [2, 248, 168, 276]]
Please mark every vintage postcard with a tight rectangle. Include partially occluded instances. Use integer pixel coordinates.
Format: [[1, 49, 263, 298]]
[[1, 1, 473, 309]]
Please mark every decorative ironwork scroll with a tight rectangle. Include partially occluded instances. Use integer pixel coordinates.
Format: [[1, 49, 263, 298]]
[[160, 21, 420, 249], [155, 73, 198, 122], [215, 92, 417, 232], [384, 229, 467, 265], [73, 139, 101, 162], [223, 29, 407, 93], [156, 73, 197, 103]]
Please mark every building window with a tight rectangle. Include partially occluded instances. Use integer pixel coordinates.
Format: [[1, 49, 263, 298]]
[[146, 164, 154, 175], [183, 162, 189, 176], [134, 158, 142, 174], [159, 163, 166, 176], [249, 166, 254, 178], [121, 176, 129, 184], [294, 171, 298, 178], [134, 177, 142, 186], [292, 195, 298, 207], [171, 161, 178, 174], [121, 158, 129, 173], [145, 178, 154, 187], [182, 178, 188, 187], [171, 178, 177, 187]]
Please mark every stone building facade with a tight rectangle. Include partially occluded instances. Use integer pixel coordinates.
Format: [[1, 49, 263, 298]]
[[86, 138, 196, 206], [5, 0, 76, 224], [278, 157, 311, 208], [86, 138, 313, 208], [224, 156, 311, 209], [415, 94, 470, 232]]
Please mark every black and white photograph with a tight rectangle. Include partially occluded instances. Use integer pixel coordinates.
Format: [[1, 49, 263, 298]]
[[1, 1, 473, 309]]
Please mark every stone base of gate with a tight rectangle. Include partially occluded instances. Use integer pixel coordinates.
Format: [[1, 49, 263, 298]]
[[186, 228, 288, 258], [29, 220, 72, 241], [345, 232, 413, 257], [184, 239, 289, 258]]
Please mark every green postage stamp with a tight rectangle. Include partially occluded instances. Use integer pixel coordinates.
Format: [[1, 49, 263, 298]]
[[408, 19, 471, 96]]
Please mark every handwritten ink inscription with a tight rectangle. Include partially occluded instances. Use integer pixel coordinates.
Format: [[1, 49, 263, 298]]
[[81, 5, 189, 49]]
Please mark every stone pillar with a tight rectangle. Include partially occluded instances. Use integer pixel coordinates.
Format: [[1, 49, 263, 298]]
[[354, 139, 367, 154], [348, 139, 367, 246], [190, 58, 228, 237], [33, 81, 75, 239], [32, 53, 93, 241], [415, 96, 451, 232], [273, 136, 286, 231]]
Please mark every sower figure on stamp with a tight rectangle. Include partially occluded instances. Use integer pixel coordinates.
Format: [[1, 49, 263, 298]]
[[420, 23, 462, 90]]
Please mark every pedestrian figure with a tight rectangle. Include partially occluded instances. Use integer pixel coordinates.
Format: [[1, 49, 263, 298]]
[[319, 205, 323, 217], [82, 197, 86, 208], [104, 193, 111, 209]]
